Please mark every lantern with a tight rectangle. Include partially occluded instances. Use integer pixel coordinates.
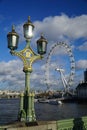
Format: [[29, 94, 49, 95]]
[[23, 16, 34, 40], [7, 25, 19, 50], [37, 34, 48, 55]]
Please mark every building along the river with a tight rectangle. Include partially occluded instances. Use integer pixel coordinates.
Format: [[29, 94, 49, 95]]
[[0, 90, 20, 98], [76, 69, 87, 100]]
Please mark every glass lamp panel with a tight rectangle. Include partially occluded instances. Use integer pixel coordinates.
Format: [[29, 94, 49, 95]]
[[37, 41, 47, 55], [8, 35, 18, 50], [42, 41, 47, 53], [23, 25, 33, 39]]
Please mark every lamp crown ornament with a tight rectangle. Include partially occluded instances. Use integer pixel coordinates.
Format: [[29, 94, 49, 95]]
[[39, 33, 47, 43], [23, 16, 34, 28]]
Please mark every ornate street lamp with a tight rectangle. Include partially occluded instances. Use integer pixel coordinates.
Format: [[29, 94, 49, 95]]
[[7, 17, 48, 123]]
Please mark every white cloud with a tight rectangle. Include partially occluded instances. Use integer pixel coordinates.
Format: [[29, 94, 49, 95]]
[[0, 60, 24, 91], [0, 56, 82, 91], [0, 59, 46, 91], [76, 60, 87, 69], [3, 14, 87, 91], [34, 14, 87, 42], [16, 23, 24, 43], [16, 14, 87, 45], [78, 42, 87, 51]]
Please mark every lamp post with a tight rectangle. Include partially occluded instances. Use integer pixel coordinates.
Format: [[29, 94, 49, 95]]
[[7, 16, 48, 123]]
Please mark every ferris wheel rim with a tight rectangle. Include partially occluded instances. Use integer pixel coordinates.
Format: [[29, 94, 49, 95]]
[[45, 41, 75, 89]]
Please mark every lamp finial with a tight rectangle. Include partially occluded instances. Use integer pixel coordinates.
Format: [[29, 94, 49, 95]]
[[28, 16, 30, 22], [12, 25, 15, 32], [41, 32, 44, 37]]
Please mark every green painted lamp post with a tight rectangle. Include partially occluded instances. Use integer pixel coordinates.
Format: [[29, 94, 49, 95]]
[[7, 16, 48, 123]]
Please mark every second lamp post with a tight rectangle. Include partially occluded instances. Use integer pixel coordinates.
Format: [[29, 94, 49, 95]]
[[7, 17, 48, 123]]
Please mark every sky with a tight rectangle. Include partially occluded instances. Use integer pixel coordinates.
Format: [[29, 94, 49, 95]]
[[0, 0, 87, 91]]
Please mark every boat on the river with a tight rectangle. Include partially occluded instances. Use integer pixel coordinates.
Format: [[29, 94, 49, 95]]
[[49, 99, 62, 105], [38, 98, 49, 103], [38, 98, 62, 105]]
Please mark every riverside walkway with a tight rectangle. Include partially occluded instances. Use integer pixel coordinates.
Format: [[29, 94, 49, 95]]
[[0, 116, 87, 130]]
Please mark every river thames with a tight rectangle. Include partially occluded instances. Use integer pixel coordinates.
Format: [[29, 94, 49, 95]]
[[0, 98, 87, 125]]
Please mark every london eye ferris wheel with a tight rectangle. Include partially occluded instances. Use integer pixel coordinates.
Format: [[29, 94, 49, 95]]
[[45, 42, 75, 91]]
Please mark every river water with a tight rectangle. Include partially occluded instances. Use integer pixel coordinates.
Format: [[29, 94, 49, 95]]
[[0, 98, 87, 125]]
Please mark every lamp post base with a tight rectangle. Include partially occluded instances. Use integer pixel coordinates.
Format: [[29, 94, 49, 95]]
[[18, 92, 36, 123], [25, 121, 38, 126], [18, 109, 26, 121]]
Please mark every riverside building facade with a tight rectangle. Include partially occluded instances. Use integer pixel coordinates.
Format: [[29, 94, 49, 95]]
[[76, 69, 87, 99]]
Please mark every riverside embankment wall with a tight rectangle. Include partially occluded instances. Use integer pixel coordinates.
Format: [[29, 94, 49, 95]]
[[0, 116, 87, 130]]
